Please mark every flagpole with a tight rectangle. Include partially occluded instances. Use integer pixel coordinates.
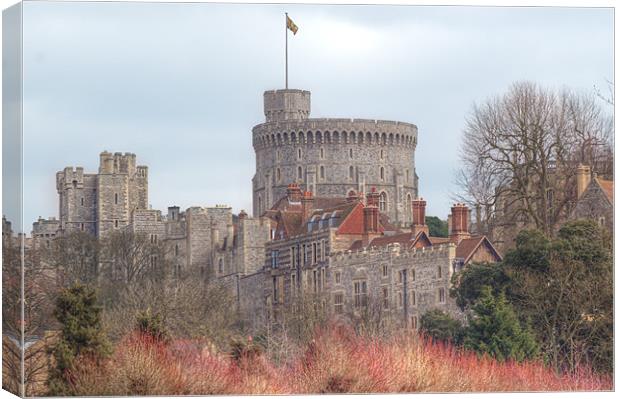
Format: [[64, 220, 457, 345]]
[[285, 12, 288, 89]]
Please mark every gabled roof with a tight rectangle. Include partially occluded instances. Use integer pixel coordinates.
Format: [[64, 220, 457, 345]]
[[595, 178, 614, 203], [455, 236, 502, 264]]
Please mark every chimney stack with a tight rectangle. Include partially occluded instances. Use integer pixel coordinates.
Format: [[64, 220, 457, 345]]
[[301, 191, 314, 222], [449, 203, 471, 245], [576, 164, 591, 199], [363, 204, 380, 245], [411, 198, 429, 236], [287, 183, 303, 202], [366, 187, 380, 207], [238, 210, 248, 220], [346, 190, 359, 203]]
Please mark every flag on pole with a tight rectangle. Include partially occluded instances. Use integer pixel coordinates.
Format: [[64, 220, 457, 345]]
[[286, 15, 299, 35]]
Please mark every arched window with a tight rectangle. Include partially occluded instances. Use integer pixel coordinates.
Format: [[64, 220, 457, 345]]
[[298, 166, 303, 179], [380, 167, 385, 181], [349, 148, 353, 159], [379, 192, 387, 212], [320, 165, 325, 180], [349, 166, 354, 180], [298, 148, 302, 159], [380, 149, 384, 160]]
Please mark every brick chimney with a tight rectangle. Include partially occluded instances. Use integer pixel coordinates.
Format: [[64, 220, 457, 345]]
[[366, 187, 380, 207], [301, 191, 314, 222], [287, 183, 302, 202], [449, 203, 471, 245], [576, 164, 591, 199], [346, 190, 359, 203], [411, 198, 429, 236], [363, 204, 380, 245]]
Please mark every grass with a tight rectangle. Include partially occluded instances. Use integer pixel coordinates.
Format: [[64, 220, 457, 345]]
[[64, 322, 612, 395]]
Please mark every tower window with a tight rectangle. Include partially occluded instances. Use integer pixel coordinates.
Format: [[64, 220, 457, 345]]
[[276, 168, 281, 182], [380, 149, 384, 159], [114, 220, 119, 228], [380, 167, 385, 181], [298, 148, 302, 159], [320, 147, 325, 159], [320, 166, 325, 180], [297, 166, 303, 179], [349, 166, 354, 180], [114, 193, 118, 205], [80, 197, 84, 206], [175, 244, 179, 256], [349, 148, 353, 158], [379, 192, 387, 212]]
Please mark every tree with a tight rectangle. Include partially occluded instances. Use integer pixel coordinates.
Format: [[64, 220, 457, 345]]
[[47, 283, 110, 395], [456, 81, 613, 241], [506, 220, 613, 373], [425, 216, 448, 237], [419, 309, 464, 345], [46, 232, 99, 286], [464, 287, 538, 362], [449, 262, 509, 311]]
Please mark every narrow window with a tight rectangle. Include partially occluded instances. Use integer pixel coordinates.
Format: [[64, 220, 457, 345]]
[[349, 166, 354, 180], [382, 264, 388, 277], [290, 247, 296, 268], [380, 149, 384, 159], [437, 265, 442, 279], [218, 258, 223, 273], [80, 223, 84, 231], [349, 148, 353, 158], [114, 220, 119, 228], [380, 167, 385, 181], [320, 165, 325, 180], [298, 166, 303, 179], [354, 281, 368, 309], [411, 290, 416, 306], [334, 293, 344, 313], [379, 192, 387, 212], [412, 269, 416, 281], [298, 148, 302, 159], [80, 197, 84, 206], [335, 271, 341, 284], [411, 316, 418, 330], [320, 148, 324, 159], [382, 287, 389, 309], [276, 168, 281, 182], [175, 244, 179, 256], [114, 193, 118, 205], [438, 288, 446, 303]]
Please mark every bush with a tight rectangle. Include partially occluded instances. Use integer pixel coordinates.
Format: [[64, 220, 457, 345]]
[[420, 310, 465, 345]]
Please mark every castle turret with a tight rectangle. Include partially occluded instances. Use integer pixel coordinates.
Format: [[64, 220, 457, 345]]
[[264, 89, 311, 122]]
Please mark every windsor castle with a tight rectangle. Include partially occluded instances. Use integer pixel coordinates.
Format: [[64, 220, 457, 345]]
[[27, 87, 504, 329]]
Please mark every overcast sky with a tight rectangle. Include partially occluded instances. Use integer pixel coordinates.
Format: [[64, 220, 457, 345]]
[[17, 1, 613, 229]]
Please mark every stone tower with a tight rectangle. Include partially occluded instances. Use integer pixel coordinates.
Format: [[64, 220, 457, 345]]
[[252, 89, 419, 226], [56, 151, 148, 237]]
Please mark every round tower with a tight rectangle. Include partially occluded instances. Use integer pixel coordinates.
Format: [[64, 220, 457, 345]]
[[252, 88, 419, 227]]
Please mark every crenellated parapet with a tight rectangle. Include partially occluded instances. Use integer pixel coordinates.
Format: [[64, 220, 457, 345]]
[[252, 118, 417, 149]]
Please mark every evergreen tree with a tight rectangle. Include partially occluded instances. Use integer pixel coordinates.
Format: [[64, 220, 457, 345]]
[[464, 286, 538, 362], [419, 309, 465, 345], [136, 308, 170, 342], [47, 283, 110, 395], [425, 216, 448, 237]]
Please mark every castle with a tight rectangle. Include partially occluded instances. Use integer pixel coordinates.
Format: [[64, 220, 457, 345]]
[[30, 87, 502, 329]]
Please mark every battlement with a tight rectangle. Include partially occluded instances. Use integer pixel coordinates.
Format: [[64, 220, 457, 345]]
[[332, 242, 456, 263], [98, 150, 139, 175], [56, 167, 90, 190]]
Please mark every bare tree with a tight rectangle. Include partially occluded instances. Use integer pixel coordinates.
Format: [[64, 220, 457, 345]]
[[455, 82, 613, 242], [45, 231, 99, 287]]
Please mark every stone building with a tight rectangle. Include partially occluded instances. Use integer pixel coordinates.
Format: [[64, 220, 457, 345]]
[[252, 89, 419, 227], [252, 186, 501, 329], [570, 164, 614, 231], [55, 151, 148, 237]]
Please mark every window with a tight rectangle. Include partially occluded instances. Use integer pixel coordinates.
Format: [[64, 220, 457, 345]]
[[273, 277, 278, 303], [320, 166, 325, 180], [411, 269, 416, 281], [298, 148, 302, 159], [313, 270, 318, 293], [290, 247, 296, 268], [320, 147, 325, 159], [354, 280, 368, 309], [411, 290, 416, 306], [411, 316, 418, 330], [406, 169, 410, 182], [302, 244, 307, 264], [438, 287, 446, 303], [297, 166, 303, 179], [150, 234, 158, 244], [312, 242, 317, 264], [80, 223, 84, 231], [175, 244, 179, 256], [114, 220, 119, 228], [382, 287, 389, 309], [80, 197, 84, 206], [218, 258, 224, 273], [291, 273, 297, 291], [334, 293, 344, 313], [150, 255, 157, 270], [335, 271, 341, 284], [349, 148, 353, 158], [321, 240, 326, 260], [271, 250, 279, 268], [380, 149, 384, 159], [380, 167, 385, 181], [114, 193, 118, 205], [437, 265, 442, 279], [349, 166, 354, 180], [276, 168, 281, 182], [382, 264, 388, 277], [379, 192, 387, 212]]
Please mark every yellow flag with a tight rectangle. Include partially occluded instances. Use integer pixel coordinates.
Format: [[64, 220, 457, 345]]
[[286, 15, 299, 35]]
